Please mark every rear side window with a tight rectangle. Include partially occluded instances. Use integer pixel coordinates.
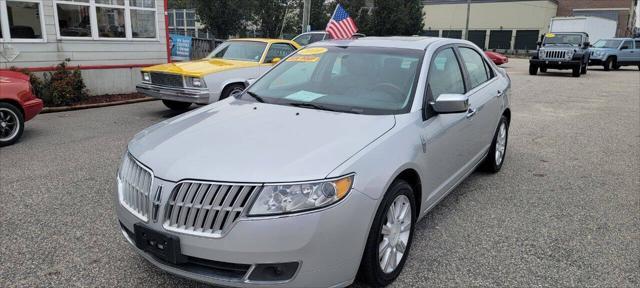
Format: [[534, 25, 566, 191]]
[[635, 40, 640, 49], [428, 48, 465, 99], [458, 47, 490, 89]]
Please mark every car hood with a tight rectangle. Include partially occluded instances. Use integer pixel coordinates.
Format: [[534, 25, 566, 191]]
[[141, 59, 260, 78], [128, 99, 395, 183]]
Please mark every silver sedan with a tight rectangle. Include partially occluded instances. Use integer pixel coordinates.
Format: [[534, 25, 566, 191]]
[[116, 36, 511, 287]]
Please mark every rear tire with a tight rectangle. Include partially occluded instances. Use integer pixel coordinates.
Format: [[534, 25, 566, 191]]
[[0, 102, 25, 147], [220, 83, 245, 100], [162, 100, 191, 111], [572, 66, 581, 77], [529, 64, 538, 75], [481, 115, 509, 173], [358, 180, 416, 287]]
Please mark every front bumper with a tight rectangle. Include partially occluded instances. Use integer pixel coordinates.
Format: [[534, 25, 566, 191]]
[[530, 58, 581, 69], [116, 177, 377, 288], [136, 83, 214, 104], [588, 58, 605, 65], [23, 98, 43, 122]]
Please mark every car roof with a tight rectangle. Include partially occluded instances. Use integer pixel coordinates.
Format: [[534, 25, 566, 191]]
[[307, 36, 470, 50], [228, 38, 297, 44]]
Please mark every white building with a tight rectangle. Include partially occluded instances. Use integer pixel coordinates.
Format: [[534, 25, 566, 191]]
[[0, 0, 168, 95]]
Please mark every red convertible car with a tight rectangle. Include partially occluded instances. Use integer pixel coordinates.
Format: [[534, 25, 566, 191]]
[[485, 51, 509, 65], [0, 71, 43, 146]]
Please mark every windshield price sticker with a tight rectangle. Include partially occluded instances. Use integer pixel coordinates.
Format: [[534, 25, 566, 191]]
[[545, 33, 555, 38], [287, 55, 321, 62], [298, 47, 328, 55]]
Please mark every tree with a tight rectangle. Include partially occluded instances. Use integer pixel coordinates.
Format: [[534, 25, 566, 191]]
[[371, 0, 423, 36], [194, 0, 253, 39], [252, 0, 299, 38]]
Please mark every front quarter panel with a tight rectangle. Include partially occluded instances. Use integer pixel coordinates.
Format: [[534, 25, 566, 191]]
[[204, 66, 262, 102]]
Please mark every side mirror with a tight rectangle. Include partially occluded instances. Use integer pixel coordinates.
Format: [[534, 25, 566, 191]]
[[270, 57, 281, 63], [430, 94, 469, 114], [244, 78, 257, 87]]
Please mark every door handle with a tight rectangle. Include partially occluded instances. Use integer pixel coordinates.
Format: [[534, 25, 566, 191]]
[[466, 108, 476, 119]]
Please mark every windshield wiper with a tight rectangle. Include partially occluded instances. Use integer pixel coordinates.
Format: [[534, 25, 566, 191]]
[[245, 91, 265, 103], [288, 102, 361, 114]]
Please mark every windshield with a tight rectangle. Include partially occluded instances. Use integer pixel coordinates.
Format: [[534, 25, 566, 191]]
[[244, 46, 423, 115], [543, 34, 584, 46], [593, 39, 622, 49], [292, 33, 326, 46], [207, 41, 267, 62]]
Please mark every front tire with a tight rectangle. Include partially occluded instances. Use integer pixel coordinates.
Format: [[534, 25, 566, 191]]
[[481, 115, 509, 173], [0, 102, 25, 147], [539, 66, 547, 73], [612, 63, 621, 70], [529, 64, 538, 75], [572, 66, 581, 77], [162, 100, 191, 111], [359, 180, 416, 287], [603, 57, 613, 71]]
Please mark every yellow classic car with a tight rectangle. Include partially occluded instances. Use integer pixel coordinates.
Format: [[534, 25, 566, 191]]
[[137, 38, 301, 110]]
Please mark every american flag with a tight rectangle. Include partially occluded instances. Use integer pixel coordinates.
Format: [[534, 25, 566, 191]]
[[326, 4, 358, 39]]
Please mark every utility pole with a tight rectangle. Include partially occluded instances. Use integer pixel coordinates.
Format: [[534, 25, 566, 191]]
[[464, 0, 471, 39], [302, 0, 311, 33]]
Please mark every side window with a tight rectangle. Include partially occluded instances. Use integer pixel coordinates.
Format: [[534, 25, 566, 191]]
[[621, 40, 633, 50], [458, 47, 490, 89], [635, 40, 640, 49], [428, 48, 465, 100], [265, 43, 296, 63]]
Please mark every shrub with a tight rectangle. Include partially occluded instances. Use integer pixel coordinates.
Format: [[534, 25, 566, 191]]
[[10, 60, 88, 107]]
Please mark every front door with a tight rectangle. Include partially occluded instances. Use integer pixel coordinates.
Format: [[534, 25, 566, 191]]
[[618, 40, 635, 63], [419, 47, 472, 207]]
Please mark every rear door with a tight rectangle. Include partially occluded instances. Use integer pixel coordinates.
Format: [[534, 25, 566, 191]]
[[456, 45, 502, 164], [633, 40, 640, 63]]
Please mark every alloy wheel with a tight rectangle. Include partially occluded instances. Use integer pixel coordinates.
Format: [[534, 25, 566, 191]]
[[495, 122, 507, 166], [0, 108, 20, 142], [379, 195, 412, 274]]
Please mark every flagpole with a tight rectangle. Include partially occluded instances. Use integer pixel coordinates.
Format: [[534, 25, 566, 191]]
[[326, 4, 340, 31]]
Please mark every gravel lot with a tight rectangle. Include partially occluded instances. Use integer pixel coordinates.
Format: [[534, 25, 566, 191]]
[[1, 59, 638, 287]]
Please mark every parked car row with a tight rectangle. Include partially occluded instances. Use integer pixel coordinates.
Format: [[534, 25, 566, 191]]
[[529, 32, 639, 77], [119, 36, 512, 287]]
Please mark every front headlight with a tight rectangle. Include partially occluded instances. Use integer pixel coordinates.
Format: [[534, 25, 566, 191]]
[[142, 72, 151, 83], [248, 175, 354, 216], [566, 50, 575, 59], [185, 76, 206, 88], [539, 50, 545, 58]]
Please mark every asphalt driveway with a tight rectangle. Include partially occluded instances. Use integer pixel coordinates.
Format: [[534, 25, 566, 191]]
[[0, 59, 638, 287]]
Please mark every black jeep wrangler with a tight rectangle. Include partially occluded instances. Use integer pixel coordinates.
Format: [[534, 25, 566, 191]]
[[529, 32, 591, 77]]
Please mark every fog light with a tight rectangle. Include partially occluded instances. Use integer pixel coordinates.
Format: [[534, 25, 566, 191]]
[[248, 262, 299, 282]]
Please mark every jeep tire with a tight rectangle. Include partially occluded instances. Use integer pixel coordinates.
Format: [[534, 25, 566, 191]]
[[612, 63, 621, 70], [603, 57, 613, 71], [529, 64, 538, 75], [540, 66, 547, 73], [580, 62, 588, 75], [572, 66, 581, 77]]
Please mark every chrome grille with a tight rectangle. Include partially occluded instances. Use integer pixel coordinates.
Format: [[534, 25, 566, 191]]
[[119, 154, 153, 221], [542, 50, 566, 60], [164, 182, 260, 237], [150, 72, 183, 88]]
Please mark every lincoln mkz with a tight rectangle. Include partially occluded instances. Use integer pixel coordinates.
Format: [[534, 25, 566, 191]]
[[116, 37, 511, 287]]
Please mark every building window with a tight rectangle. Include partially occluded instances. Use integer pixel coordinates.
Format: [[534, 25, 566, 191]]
[[53, 0, 157, 40], [468, 30, 486, 50], [57, 2, 92, 37], [0, 0, 46, 41]]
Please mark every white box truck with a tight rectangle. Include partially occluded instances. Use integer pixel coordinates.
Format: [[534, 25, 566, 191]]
[[549, 16, 617, 43]]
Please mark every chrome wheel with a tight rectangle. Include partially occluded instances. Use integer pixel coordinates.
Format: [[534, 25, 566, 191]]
[[0, 108, 20, 142], [229, 87, 244, 98], [379, 195, 411, 274], [495, 122, 507, 166]]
